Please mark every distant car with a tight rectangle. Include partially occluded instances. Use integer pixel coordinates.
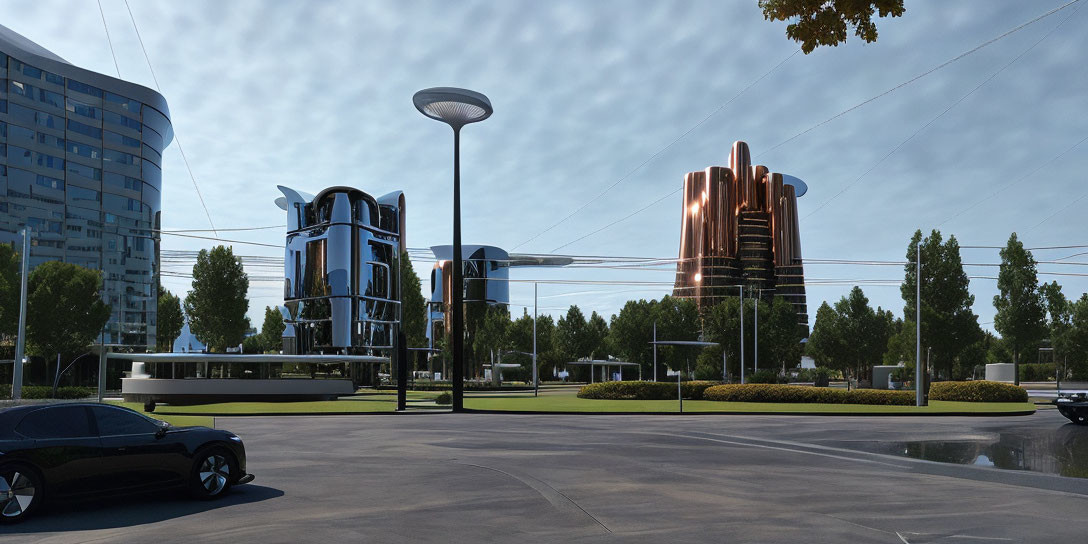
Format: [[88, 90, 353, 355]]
[[1056, 393, 1088, 425], [0, 403, 254, 524]]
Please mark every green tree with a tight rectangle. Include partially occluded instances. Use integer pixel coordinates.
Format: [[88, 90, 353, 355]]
[[1041, 281, 1073, 380], [759, 0, 905, 54], [156, 289, 184, 352], [807, 287, 892, 381], [759, 295, 807, 373], [260, 306, 285, 353], [399, 254, 427, 349], [993, 233, 1047, 385], [0, 244, 21, 339], [184, 246, 250, 352], [1067, 294, 1088, 380], [473, 305, 510, 380], [586, 311, 611, 360], [26, 261, 111, 381], [556, 305, 591, 380], [702, 296, 748, 380], [534, 314, 560, 381], [505, 309, 536, 379], [902, 230, 982, 380], [655, 295, 700, 375], [608, 299, 657, 379]]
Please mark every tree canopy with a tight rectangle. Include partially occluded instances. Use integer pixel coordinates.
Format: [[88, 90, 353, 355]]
[[260, 306, 285, 353], [26, 261, 111, 364], [399, 254, 427, 349], [901, 230, 981, 380], [758, 0, 905, 54], [156, 289, 184, 352], [0, 244, 21, 339], [993, 233, 1046, 384], [807, 287, 893, 381], [184, 246, 250, 352]]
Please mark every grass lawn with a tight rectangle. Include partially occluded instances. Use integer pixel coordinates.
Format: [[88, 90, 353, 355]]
[[463, 387, 1035, 414]]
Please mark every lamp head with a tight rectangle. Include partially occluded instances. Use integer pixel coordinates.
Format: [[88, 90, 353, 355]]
[[413, 87, 492, 129]]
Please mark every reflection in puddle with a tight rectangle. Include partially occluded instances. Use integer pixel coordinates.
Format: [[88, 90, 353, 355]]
[[855, 426, 1088, 479]]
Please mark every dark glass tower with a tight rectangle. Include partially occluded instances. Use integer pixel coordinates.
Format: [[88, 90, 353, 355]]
[[0, 24, 173, 348]]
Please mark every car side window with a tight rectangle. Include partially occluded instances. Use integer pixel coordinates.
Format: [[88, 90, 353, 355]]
[[92, 406, 160, 436], [15, 406, 94, 439]]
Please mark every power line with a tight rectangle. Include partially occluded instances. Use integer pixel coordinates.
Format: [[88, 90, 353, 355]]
[[123, 0, 218, 236], [938, 133, 1088, 227], [541, 0, 1082, 252], [510, 48, 800, 252], [803, 2, 1083, 220], [762, 0, 1082, 157], [96, 0, 121, 78]]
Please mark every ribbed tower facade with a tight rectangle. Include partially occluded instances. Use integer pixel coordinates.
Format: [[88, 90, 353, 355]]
[[673, 141, 808, 334]]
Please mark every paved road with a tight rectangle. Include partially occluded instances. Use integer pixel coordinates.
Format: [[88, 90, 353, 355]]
[[5, 411, 1087, 543]]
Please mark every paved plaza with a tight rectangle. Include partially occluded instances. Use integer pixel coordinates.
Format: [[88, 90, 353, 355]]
[[5, 411, 1087, 543]]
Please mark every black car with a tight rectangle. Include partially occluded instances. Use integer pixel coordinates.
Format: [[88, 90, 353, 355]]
[[1056, 392, 1088, 425], [0, 402, 254, 523]]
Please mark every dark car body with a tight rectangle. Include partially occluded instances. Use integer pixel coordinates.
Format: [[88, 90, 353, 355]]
[[0, 403, 251, 501], [1056, 393, 1088, 425]]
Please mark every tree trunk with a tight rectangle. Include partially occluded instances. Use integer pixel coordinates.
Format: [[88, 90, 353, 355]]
[[1013, 348, 1020, 386]]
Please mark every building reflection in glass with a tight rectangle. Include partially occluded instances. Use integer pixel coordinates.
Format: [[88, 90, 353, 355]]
[[276, 185, 404, 357], [0, 24, 173, 349]]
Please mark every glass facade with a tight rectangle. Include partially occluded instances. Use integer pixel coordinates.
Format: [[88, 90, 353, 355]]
[[0, 30, 172, 349]]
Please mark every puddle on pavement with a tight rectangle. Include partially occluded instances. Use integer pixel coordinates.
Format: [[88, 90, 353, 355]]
[[847, 425, 1088, 479]]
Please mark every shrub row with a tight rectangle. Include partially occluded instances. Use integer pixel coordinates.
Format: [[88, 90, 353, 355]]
[[0, 385, 95, 399], [377, 384, 533, 392], [577, 381, 722, 400], [702, 384, 915, 405], [434, 392, 452, 405], [929, 380, 1027, 403], [1019, 363, 1056, 382]]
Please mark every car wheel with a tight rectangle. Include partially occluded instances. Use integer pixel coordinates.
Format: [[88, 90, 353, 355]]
[[0, 464, 43, 524], [189, 447, 236, 500]]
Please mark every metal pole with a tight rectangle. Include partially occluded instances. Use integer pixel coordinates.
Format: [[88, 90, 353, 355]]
[[396, 330, 407, 411], [722, 349, 727, 382], [740, 286, 745, 385], [653, 321, 658, 382], [533, 282, 538, 397], [13, 227, 30, 400], [451, 127, 465, 412], [754, 290, 759, 375], [915, 240, 923, 407], [677, 363, 682, 413], [97, 342, 106, 403]]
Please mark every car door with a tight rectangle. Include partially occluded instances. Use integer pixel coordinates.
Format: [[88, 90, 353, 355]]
[[90, 406, 189, 490], [13, 406, 101, 498]]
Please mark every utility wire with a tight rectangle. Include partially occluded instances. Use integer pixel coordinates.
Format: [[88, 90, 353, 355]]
[[123, 0, 218, 236], [542, 0, 1082, 252], [803, 2, 1082, 220], [511, 48, 800, 252], [96, 0, 122, 78], [762, 0, 1081, 157]]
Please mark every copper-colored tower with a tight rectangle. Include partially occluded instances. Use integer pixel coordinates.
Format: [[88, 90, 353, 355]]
[[674, 141, 808, 334]]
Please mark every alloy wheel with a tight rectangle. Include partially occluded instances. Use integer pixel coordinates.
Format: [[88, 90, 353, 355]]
[[199, 454, 230, 495], [0, 472, 36, 518]]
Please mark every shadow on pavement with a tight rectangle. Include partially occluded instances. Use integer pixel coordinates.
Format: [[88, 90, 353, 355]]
[[8, 484, 284, 533]]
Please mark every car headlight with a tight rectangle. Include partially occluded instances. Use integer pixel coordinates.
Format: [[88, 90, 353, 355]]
[[228, 435, 242, 442]]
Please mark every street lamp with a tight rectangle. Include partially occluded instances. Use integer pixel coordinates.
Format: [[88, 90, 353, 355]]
[[414, 87, 493, 413]]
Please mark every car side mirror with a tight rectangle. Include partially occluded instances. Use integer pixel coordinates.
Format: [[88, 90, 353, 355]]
[[155, 426, 168, 439]]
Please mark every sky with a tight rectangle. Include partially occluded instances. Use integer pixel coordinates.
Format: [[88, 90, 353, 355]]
[[4, 0, 1087, 334]]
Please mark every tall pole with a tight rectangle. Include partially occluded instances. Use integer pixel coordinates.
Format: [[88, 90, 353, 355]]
[[652, 321, 658, 382], [13, 227, 30, 400], [915, 240, 923, 407], [740, 286, 745, 385], [754, 290, 759, 375], [451, 127, 465, 412], [533, 282, 538, 397]]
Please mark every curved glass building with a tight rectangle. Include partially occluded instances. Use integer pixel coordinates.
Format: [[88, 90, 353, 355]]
[[0, 24, 173, 348]]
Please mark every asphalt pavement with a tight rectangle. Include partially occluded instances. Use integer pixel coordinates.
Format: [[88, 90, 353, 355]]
[[4, 410, 1087, 543]]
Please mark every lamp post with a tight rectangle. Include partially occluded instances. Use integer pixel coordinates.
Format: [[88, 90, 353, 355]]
[[414, 87, 493, 412]]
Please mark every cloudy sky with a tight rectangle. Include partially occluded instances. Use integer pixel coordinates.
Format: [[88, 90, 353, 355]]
[[5, 0, 1087, 333]]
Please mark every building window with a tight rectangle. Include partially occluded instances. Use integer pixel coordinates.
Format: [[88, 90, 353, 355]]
[[67, 119, 103, 139], [103, 110, 141, 132], [38, 88, 63, 108], [38, 132, 65, 151], [44, 71, 63, 85], [67, 162, 102, 181], [66, 98, 99, 119], [67, 79, 102, 98], [67, 141, 101, 159], [104, 130, 140, 148], [103, 148, 140, 167]]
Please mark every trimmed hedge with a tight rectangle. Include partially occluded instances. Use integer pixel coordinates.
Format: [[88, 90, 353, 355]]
[[577, 381, 722, 400], [0, 385, 95, 399], [1019, 363, 1056, 382], [703, 384, 914, 405], [929, 380, 1027, 403], [435, 392, 452, 405]]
